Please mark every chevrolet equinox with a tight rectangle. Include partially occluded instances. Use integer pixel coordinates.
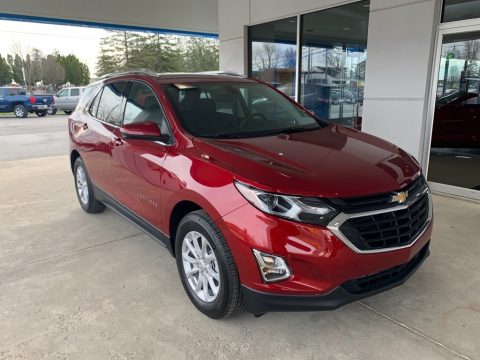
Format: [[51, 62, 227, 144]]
[[69, 71, 433, 319]]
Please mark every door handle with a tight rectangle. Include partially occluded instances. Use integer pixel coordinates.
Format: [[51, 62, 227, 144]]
[[113, 137, 124, 146]]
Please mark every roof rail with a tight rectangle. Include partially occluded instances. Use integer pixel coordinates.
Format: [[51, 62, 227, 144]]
[[99, 69, 246, 80], [197, 70, 245, 77], [99, 69, 158, 80]]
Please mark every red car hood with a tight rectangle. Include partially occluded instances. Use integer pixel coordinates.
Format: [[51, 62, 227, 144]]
[[192, 125, 420, 198]]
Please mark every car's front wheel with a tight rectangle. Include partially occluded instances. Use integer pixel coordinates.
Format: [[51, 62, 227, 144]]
[[64, 111, 73, 115], [73, 157, 106, 213], [175, 210, 243, 319], [35, 110, 47, 117]]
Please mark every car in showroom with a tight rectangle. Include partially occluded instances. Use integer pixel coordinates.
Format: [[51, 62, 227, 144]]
[[68, 71, 433, 319], [50, 86, 85, 115]]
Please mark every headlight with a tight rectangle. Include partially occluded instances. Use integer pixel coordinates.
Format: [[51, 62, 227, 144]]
[[234, 181, 338, 226]]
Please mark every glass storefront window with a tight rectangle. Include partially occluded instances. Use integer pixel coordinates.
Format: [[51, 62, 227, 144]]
[[300, 1, 369, 129], [428, 32, 480, 192], [442, 0, 480, 23], [248, 17, 297, 97]]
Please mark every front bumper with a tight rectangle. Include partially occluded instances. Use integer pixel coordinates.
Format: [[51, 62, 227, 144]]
[[243, 241, 430, 314]]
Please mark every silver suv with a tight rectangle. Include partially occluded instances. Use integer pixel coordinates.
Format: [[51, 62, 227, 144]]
[[50, 87, 85, 115]]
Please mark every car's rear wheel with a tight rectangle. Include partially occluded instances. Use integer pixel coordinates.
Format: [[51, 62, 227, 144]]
[[48, 107, 57, 115], [175, 210, 243, 319], [73, 157, 106, 213], [64, 110, 73, 115], [35, 110, 47, 117], [14, 105, 28, 118]]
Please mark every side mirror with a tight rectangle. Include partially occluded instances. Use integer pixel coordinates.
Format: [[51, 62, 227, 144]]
[[120, 122, 170, 143]]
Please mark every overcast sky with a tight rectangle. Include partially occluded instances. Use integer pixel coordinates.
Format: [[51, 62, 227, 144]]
[[0, 20, 108, 76]]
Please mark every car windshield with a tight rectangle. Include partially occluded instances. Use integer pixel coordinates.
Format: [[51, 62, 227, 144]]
[[164, 82, 322, 139]]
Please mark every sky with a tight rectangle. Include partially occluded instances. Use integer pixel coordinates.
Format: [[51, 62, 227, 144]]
[[0, 20, 108, 75]]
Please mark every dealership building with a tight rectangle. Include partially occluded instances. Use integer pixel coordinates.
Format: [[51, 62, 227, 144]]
[[1, 0, 480, 201]]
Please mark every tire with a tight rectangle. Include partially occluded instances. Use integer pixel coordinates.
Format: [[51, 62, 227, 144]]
[[48, 107, 57, 115], [13, 104, 28, 118], [64, 111, 73, 115], [35, 110, 47, 117], [175, 210, 243, 319], [73, 157, 106, 214]]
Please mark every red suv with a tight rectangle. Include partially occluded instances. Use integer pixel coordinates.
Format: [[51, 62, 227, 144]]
[[69, 71, 433, 319]]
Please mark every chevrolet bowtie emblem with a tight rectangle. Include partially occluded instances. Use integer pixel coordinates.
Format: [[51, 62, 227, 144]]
[[392, 191, 409, 204]]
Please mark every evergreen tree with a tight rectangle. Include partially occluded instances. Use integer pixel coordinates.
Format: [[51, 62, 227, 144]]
[[57, 54, 90, 85], [0, 54, 12, 85], [182, 37, 219, 72], [8, 54, 24, 84]]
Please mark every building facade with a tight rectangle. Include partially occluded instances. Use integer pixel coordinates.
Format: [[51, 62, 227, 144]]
[[219, 0, 480, 200]]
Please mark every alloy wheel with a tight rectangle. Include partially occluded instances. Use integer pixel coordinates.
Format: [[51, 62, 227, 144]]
[[181, 230, 220, 303], [76, 166, 89, 205]]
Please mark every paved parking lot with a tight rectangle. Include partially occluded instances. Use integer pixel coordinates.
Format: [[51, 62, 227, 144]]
[[0, 117, 479, 359]]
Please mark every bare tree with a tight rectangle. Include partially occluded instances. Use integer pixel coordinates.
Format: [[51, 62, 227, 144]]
[[283, 47, 296, 69], [253, 42, 278, 70], [42, 55, 65, 88]]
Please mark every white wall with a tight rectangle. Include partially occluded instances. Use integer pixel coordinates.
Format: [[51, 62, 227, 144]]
[[362, 0, 440, 159], [0, 0, 218, 35], [218, 0, 441, 161]]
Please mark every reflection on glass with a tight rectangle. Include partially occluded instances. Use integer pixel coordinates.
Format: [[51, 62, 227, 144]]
[[299, 1, 369, 129], [442, 0, 480, 23], [428, 33, 480, 192], [249, 17, 297, 96]]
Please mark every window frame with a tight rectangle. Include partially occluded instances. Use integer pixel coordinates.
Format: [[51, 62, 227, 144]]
[[122, 80, 175, 146]]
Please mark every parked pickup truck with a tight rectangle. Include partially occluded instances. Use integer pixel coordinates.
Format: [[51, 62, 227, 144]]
[[0, 87, 54, 118]]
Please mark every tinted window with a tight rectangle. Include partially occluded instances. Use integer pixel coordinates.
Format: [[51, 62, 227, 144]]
[[7, 88, 19, 96], [249, 17, 297, 97], [165, 82, 320, 139], [443, 0, 480, 22], [300, 1, 369, 129], [96, 82, 127, 125], [89, 89, 102, 118], [123, 81, 172, 139], [77, 84, 101, 112], [70, 88, 80, 96]]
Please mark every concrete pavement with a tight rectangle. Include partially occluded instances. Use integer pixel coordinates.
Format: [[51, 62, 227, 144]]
[[0, 155, 479, 359]]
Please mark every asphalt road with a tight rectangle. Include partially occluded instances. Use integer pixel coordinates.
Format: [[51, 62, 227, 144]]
[[0, 114, 69, 161]]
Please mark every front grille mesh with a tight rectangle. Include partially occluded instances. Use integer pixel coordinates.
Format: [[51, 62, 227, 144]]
[[339, 193, 430, 251]]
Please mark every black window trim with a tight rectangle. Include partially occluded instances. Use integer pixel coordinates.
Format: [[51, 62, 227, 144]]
[[122, 79, 175, 146], [88, 80, 128, 128]]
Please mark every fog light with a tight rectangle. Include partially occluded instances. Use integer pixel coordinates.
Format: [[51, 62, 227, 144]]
[[252, 249, 291, 283]]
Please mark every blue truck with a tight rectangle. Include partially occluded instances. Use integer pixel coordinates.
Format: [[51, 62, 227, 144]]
[[0, 87, 54, 118]]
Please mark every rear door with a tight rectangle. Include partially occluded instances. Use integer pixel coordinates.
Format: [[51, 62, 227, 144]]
[[69, 88, 81, 110], [77, 81, 128, 195], [110, 80, 173, 230]]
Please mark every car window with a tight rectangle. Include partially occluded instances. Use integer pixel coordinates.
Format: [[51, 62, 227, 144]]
[[7, 88, 19, 96], [123, 81, 172, 139], [77, 84, 101, 112], [70, 88, 80, 96], [96, 82, 128, 126], [89, 89, 102, 118], [57, 89, 68, 97], [165, 82, 320, 139]]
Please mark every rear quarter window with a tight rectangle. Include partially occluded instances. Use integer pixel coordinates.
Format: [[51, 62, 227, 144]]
[[76, 84, 102, 112]]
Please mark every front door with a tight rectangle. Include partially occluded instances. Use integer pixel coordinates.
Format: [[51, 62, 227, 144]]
[[428, 30, 480, 199], [111, 80, 173, 231]]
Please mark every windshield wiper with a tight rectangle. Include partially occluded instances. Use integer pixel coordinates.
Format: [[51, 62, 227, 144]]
[[277, 125, 320, 135]]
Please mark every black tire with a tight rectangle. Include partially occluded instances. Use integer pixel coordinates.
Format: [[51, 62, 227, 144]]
[[13, 104, 28, 118], [175, 210, 243, 319], [64, 110, 73, 115], [35, 110, 47, 117], [48, 107, 57, 115], [73, 157, 106, 214]]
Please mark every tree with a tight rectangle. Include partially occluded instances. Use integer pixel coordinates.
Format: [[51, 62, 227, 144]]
[[253, 42, 278, 70], [8, 54, 24, 84], [42, 54, 65, 87], [283, 47, 296, 69], [57, 54, 90, 85], [0, 54, 12, 85], [182, 37, 218, 72]]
